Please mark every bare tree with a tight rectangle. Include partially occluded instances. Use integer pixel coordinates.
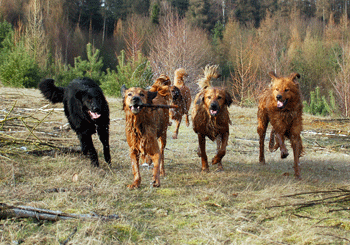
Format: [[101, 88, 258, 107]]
[[229, 33, 261, 106], [24, 0, 48, 69], [331, 42, 350, 117], [148, 9, 213, 87], [123, 15, 148, 61]]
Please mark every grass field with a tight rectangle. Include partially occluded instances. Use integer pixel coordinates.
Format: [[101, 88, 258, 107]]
[[1, 87, 350, 244]]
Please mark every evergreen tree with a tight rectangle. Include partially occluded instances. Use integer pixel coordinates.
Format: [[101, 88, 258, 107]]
[[235, 0, 262, 27]]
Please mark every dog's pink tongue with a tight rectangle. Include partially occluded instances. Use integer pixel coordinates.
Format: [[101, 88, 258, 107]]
[[89, 111, 101, 119], [277, 101, 284, 108]]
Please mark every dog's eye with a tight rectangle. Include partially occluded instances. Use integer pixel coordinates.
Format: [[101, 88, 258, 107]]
[[285, 89, 289, 92], [217, 96, 222, 100], [127, 92, 132, 97], [207, 96, 211, 99], [275, 89, 279, 92], [140, 93, 145, 97]]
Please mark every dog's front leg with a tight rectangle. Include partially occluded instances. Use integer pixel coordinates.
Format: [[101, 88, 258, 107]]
[[257, 114, 268, 164], [198, 133, 209, 172], [158, 135, 167, 176], [212, 132, 228, 171], [78, 133, 99, 167], [291, 133, 302, 180], [128, 150, 141, 188], [149, 152, 161, 187], [275, 132, 289, 158], [97, 125, 111, 165]]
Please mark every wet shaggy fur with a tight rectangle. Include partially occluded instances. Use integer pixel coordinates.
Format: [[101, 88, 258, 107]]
[[257, 71, 304, 179], [121, 85, 169, 188], [170, 68, 192, 139], [38, 78, 111, 167], [192, 65, 232, 172]]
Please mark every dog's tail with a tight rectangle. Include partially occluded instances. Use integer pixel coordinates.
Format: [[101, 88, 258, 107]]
[[174, 68, 188, 87], [38, 79, 65, 103], [197, 64, 220, 90]]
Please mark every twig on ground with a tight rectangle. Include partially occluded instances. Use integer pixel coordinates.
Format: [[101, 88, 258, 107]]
[[0, 203, 119, 221], [316, 233, 350, 242], [60, 227, 78, 245], [267, 188, 350, 215]]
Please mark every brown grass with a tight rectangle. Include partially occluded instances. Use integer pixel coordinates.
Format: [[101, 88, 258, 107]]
[[1, 87, 350, 244]]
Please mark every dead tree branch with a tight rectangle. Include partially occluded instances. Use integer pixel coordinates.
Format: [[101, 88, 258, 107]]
[[0, 203, 119, 221]]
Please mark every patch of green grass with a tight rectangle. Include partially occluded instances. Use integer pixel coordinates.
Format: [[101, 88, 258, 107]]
[[106, 224, 141, 242], [156, 188, 178, 196]]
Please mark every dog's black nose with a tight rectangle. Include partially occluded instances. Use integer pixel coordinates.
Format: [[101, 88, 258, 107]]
[[276, 95, 282, 101], [131, 96, 141, 103], [209, 102, 219, 111]]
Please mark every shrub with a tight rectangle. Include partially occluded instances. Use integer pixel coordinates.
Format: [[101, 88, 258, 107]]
[[0, 39, 43, 88], [0, 21, 13, 49], [303, 87, 337, 116], [101, 50, 153, 97], [55, 43, 105, 86]]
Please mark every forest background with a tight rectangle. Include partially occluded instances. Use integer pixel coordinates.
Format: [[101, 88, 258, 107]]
[[0, 0, 350, 117]]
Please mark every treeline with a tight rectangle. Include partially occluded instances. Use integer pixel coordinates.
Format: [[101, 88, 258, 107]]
[[0, 0, 350, 117]]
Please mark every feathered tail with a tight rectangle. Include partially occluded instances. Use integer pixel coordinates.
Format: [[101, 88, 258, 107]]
[[174, 68, 188, 87], [197, 64, 220, 90], [38, 79, 65, 103]]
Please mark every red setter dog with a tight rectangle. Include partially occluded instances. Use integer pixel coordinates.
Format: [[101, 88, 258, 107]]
[[257, 71, 304, 179], [192, 65, 232, 172], [121, 83, 170, 188], [170, 68, 192, 139]]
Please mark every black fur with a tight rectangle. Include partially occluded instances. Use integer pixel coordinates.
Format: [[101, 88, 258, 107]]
[[38, 78, 111, 167]]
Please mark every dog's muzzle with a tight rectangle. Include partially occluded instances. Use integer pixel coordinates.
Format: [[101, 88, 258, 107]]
[[130, 96, 143, 114], [209, 102, 220, 116], [276, 94, 288, 109]]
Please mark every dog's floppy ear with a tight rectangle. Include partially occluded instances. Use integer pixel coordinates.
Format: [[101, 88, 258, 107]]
[[75, 90, 86, 101], [268, 71, 278, 80], [290, 72, 300, 81], [225, 91, 233, 107], [147, 91, 158, 104], [121, 84, 127, 97], [195, 91, 205, 105]]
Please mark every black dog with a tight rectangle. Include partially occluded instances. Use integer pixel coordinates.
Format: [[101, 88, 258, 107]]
[[38, 77, 111, 167]]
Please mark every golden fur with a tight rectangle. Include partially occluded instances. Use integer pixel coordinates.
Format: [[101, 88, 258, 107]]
[[257, 71, 304, 179], [170, 68, 192, 139], [192, 65, 232, 171], [122, 84, 170, 188]]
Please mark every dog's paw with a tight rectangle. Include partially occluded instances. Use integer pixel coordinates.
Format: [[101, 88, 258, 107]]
[[259, 160, 266, 165], [201, 168, 209, 173], [281, 151, 289, 159], [150, 180, 160, 187], [127, 183, 140, 189]]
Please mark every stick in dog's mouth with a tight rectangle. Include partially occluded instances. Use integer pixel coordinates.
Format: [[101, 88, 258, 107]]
[[141, 104, 178, 109]]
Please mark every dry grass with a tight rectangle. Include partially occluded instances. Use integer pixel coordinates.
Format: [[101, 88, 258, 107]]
[[1, 87, 350, 244]]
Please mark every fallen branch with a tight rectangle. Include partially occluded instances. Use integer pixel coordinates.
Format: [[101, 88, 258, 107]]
[[316, 233, 350, 242], [0, 203, 119, 221], [312, 118, 350, 123], [267, 188, 350, 210], [60, 227, 78, 245]]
